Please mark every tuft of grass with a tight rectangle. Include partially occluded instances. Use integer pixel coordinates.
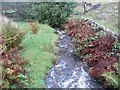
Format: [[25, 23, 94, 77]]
[[102, 71, 118, 88], [2, 22, 24, 49], [29, 22, 39, 34], [18, 22, 58, 88]]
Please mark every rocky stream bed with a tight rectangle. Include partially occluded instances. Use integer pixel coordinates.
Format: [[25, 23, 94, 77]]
[[45, 29, 106, 89]]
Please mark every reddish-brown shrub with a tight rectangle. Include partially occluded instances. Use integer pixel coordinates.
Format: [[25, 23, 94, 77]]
[[63, 19, 118, 79]]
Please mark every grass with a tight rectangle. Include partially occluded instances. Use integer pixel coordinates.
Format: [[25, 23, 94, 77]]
[[17, 22, 58, 88], [71, 2, 118, 33], [70, 14, 118, 33]]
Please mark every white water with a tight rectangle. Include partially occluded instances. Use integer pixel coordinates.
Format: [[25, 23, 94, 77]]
[[45, 30, 104, 89]]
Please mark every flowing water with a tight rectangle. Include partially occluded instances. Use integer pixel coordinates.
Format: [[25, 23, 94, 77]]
[[45, 30, 105, 89]]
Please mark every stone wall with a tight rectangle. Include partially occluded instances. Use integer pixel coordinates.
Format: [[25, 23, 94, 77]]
[[81, 17, 119, 42]]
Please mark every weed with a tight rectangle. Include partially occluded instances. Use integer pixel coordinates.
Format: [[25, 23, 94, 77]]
[[30, 22, 39, 34]]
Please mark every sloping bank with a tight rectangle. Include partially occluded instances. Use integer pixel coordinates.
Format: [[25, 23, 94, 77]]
[[18, 22, 58, 88]]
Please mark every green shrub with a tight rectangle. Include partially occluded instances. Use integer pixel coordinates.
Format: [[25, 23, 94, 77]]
[[27, 2, 77, 27]]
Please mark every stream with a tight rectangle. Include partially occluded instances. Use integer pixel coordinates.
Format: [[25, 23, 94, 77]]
[[45, 29, 105, 89]]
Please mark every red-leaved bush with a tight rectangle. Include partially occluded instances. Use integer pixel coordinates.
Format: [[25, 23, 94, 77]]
[[0, 22, 29, 88], [63, 19, 119, 79]]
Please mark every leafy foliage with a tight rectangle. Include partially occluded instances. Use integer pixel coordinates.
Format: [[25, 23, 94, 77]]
[[0, 21, 28, 88], [0, 48, 29, 88], [27, 2, 77, 27], [63, 19, 119, 88], [2, 2, 77, 27]]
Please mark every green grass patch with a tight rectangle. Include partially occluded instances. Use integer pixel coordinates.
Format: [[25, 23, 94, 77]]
[[71, 3, 118, 33], [18, 22, 58, 88], [70, 14, 118, 33]]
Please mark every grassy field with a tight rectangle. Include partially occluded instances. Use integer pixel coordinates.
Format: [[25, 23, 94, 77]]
[[17, 22, 58, 88], [71, 2, 118, 33]]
